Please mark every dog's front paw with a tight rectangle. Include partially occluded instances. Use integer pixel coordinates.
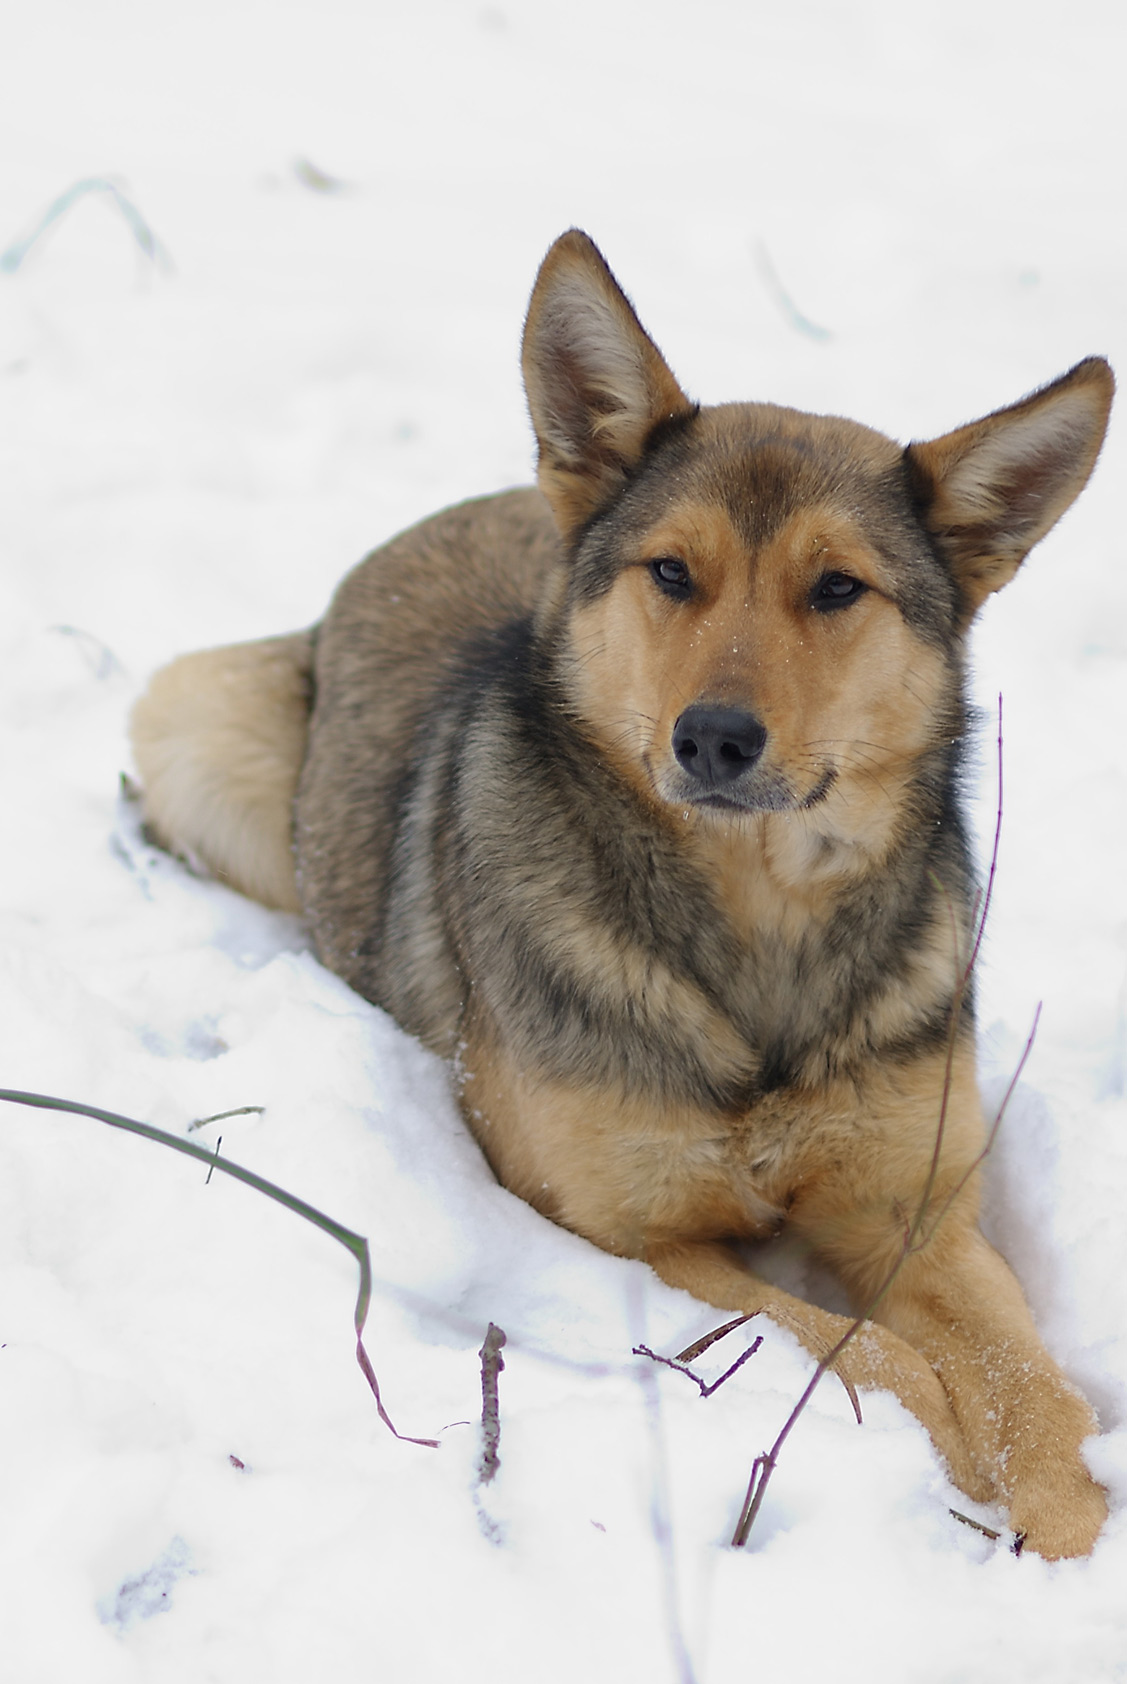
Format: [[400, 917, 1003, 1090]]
[[1008, 1467, 1107, 1560]]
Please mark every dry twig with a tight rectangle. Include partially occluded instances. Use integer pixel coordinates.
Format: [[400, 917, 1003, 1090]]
[[634, 1332, 763, 1399], [732, 697, 1029, 1546], [478, 1323, 507, 1484]]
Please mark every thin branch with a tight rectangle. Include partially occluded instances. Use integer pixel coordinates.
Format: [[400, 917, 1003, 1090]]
[[731, 999, 1039, 1547], [964, 695, 1004, 984], [732, 696, 1012, 1546], [204, 1135, 223, 1185], [478, 1323, 507, 1485], [189, 1106, 265, 1132], [0, 1087, 438, 1448], [914, 1002, 1041, 1254], [949, 1508, 1001, 1541], [634, 1335, 763, 1399]]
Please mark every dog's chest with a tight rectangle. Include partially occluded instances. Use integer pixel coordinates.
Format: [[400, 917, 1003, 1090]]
[[566, 1083, 845, 1251]]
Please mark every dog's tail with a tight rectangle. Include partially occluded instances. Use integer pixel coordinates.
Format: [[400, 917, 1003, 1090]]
[[130, 631, 314, 913]]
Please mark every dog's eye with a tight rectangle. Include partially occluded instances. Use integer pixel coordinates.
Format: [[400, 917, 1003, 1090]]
[[811, 571, 866, 612], [650, 557, 692, 599]]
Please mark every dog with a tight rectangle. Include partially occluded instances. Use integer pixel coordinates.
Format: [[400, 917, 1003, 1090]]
[[131, 230, 1114, 1557]]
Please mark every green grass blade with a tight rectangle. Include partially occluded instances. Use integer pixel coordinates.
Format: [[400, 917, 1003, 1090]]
[[0, 1087, 437, 1447]]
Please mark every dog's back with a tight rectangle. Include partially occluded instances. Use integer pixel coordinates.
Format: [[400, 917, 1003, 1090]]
[[297, 487, 560, 1047], [132, 488, 557, 924]]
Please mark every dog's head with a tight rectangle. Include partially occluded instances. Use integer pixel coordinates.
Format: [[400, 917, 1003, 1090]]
[[522, 231, 1113, 863]]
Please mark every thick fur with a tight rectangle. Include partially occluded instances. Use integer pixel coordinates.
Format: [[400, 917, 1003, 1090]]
[[132, 231, 1114, 1557]]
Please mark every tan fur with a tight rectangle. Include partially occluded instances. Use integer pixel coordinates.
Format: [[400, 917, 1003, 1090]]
[[130, 232, 1114, 1557], [131, 632, 312, 913], [565, 490, 953, 873], [460, 1020, 1104, 1553]]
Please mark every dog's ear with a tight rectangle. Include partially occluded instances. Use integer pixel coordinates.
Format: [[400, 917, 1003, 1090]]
[[905, 357, 1113, 623], [522, 230, 695, 543]]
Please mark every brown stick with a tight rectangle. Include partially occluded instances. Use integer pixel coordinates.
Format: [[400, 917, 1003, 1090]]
[[478, 1323, 507, 1485], [634, 1335, 763, 1399], [732, 697, 1020, 1547]]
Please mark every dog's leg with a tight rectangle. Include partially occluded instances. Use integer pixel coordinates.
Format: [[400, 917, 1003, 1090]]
[[459, 1036, 991, 1503], [829, 1214, 1107, 1559], [130, 632, 313, 912], [645, 1236, 991, 1504], [787, 1050, 1107, 1559]]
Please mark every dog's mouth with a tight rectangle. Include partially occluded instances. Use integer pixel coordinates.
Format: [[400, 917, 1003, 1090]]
[[800, 766, 837, 809], [642, 705, 838, 818], [649, 760, 836, 817]]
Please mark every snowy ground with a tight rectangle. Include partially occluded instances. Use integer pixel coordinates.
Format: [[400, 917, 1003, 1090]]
[[2, 2, 1126, 1679]]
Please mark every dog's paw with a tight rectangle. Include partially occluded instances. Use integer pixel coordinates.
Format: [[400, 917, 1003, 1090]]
[[1008, 1468, 1108, 1560]]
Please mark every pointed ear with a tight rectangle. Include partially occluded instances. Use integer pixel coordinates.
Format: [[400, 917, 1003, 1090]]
[[905, 357, 1114, 623], [521, 230, 695, 543]]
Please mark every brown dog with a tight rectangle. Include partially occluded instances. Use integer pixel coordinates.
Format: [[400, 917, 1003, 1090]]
[[132, 231, 1114, 1557]]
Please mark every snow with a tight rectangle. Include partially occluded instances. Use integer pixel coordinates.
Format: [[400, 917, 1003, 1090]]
[[1, 2, 1126, 1679]]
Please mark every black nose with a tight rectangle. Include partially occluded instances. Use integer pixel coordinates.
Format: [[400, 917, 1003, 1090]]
[[672, 705, 767, 785]]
